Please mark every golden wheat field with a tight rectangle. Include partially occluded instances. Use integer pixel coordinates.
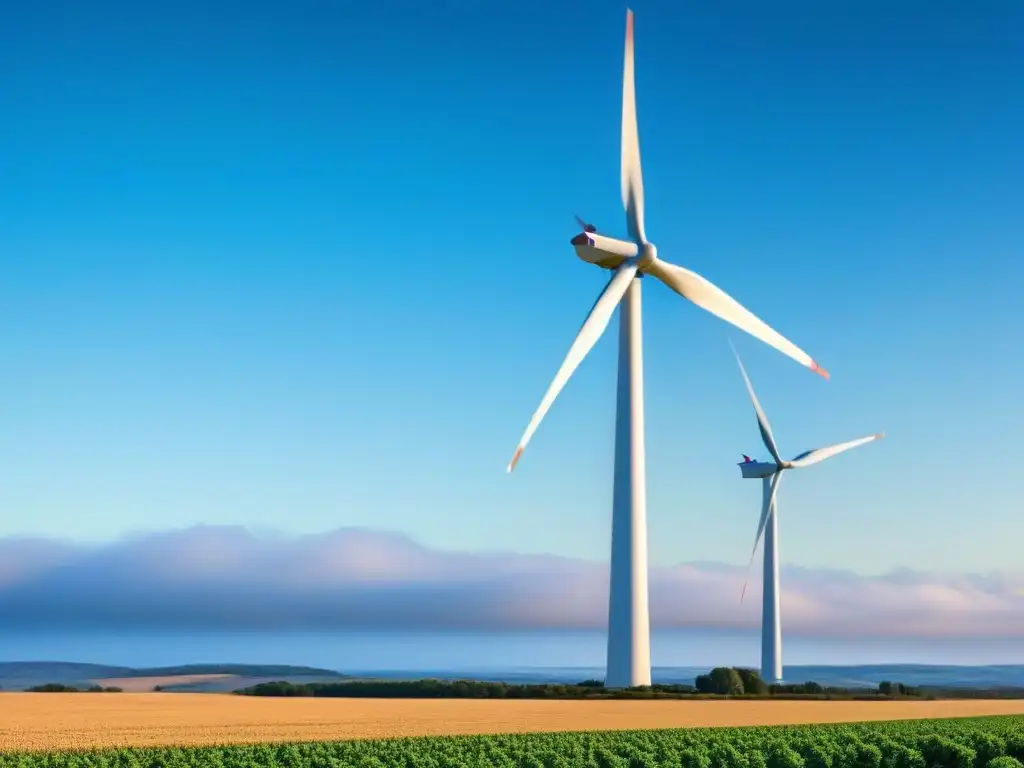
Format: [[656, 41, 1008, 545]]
[[4, 693, 1024, 751]]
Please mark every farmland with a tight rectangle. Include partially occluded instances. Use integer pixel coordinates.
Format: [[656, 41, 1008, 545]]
[[5, 693, 1024, 752], [3, 712, 1024, 767]]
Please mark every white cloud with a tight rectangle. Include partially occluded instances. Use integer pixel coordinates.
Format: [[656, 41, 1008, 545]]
[[0, 525, 1021, 637]]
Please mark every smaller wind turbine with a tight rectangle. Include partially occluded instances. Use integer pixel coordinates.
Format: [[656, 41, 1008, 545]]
[[732, 343, 884, 683]]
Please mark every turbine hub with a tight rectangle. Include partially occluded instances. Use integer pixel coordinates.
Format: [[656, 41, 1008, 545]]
[[637, 242, 657, 269]]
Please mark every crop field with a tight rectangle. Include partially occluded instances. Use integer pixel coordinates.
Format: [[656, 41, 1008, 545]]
[[3, 712, 1024, 767], [4, 694, 1024, 752]]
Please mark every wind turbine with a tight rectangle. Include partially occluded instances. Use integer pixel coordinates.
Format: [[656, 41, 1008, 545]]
[[732, 345, 884, 683], [506, 9, 829, 689]]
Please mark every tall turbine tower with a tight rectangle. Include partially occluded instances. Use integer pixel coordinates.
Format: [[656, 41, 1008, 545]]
[[506, 9, 829, 689], [732, 346, 884, 683]]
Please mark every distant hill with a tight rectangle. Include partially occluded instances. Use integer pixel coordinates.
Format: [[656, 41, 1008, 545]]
[[0, 661, 345, 691], [123, 664, 345, 678], [0, 661, 134, 689]]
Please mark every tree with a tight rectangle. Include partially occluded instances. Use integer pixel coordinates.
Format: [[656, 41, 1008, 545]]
[[694, 674, 714, 694], [708, 667, 745, 695], [733, 668, 768, 695]]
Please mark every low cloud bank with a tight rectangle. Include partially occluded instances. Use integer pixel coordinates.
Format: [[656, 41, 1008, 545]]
[[0, 526, 1020, 637]]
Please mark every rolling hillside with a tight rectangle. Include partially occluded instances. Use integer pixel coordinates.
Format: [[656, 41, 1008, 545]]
[[0, 662, 346, 691]]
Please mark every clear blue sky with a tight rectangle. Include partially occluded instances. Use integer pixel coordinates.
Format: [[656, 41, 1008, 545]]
[[2, 0, 1021, 576]]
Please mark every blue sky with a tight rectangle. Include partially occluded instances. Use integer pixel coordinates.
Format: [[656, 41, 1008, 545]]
[[2, 0, 1022, 577]]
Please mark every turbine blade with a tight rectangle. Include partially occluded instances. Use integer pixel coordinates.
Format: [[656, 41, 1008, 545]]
[[620, 9, 646, 244], [507, 260, 640, 472], [646, 258, 829, 379], [788, 433, 885, 468], [741, 472, 782, 603], [730, 340, 782, 465]]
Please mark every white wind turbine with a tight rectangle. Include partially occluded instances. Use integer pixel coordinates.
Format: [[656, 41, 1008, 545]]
[[732, 345, 883, 683], [505, 8, 830, 689]]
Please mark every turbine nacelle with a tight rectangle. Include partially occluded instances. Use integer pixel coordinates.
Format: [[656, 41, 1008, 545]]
[[571, 230, 639, 271], [737, 459, 779, 479], [570, 227, 658, 272]]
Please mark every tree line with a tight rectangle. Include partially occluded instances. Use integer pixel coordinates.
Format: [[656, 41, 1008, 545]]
[[24, 683, 123, 693], [234, 679, 693, 699], [233, 670, 947, 699], [19, 670, 1021, 699]]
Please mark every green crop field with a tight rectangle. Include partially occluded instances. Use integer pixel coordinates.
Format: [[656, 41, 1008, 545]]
[[3, 715, 1024, 768]]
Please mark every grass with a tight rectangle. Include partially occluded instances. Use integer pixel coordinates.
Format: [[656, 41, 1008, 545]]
[[4, 693, 1024, 751]]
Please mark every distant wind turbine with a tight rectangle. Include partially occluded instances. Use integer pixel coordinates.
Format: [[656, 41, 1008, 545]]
[[732, 343, 884, 683]]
